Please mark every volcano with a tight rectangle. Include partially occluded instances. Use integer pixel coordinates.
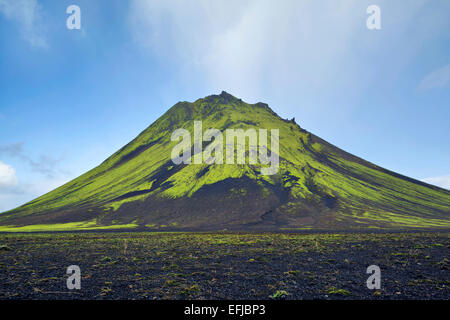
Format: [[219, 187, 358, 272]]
[[1, 91, 449, 231]]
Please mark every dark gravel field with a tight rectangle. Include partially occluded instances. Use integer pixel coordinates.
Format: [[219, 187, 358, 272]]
[[0, 232, 448, 300]]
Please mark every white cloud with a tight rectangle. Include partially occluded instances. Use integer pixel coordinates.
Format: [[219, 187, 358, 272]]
[[127, 0, 445, 104], [418, 64, 450, 92], [0, 175, 72, 213], [0, 142, 63, 177], [0, 142, 71, 212], [422, 175, 450, 190], [128, 0, 364, 99], [0, 161, 18, 189], [0, 0, 46, 47]]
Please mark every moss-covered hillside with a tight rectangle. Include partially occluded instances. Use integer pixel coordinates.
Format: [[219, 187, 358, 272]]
[[1, 91, 449, 231]]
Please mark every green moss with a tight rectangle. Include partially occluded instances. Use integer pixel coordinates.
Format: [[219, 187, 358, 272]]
[[270, 290, 289, 299], [0, 220, 138, 232], [326, 287, 352, 296], [1, 92, 449, 231]]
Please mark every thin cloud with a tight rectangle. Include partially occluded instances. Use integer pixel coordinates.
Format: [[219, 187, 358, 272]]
[[0, 177, 70, 212], [0, 142, 63, 178], [422, 175, 450, 190], [128, 0, 365, 98], [0, 0, 46, 47], [128, 0, 446, 106], [0, 142, 72, 212], [418, 64, 450, 92]]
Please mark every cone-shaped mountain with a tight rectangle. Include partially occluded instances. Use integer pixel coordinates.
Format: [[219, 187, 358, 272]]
[[1, 91, 449, 231]]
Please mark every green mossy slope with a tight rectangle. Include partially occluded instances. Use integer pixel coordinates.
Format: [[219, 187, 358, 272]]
[[1, 91, 449, 231]]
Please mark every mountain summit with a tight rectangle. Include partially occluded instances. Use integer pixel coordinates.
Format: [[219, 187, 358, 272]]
[[1, 92, 449, 231]]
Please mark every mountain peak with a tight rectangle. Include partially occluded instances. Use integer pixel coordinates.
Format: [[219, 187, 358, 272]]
[[218, 90, 238, 101], [197, 91, 242, 105], [1, 92, 449, 232]]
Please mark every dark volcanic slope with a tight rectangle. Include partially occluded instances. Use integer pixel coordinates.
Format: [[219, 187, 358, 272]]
[[0, 92, 449, 231]]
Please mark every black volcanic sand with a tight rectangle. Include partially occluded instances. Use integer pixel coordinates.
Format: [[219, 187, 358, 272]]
[[0, 232, 448, 300]]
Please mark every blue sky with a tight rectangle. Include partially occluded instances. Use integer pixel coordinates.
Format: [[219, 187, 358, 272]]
[[0, 0, 449, 212]]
